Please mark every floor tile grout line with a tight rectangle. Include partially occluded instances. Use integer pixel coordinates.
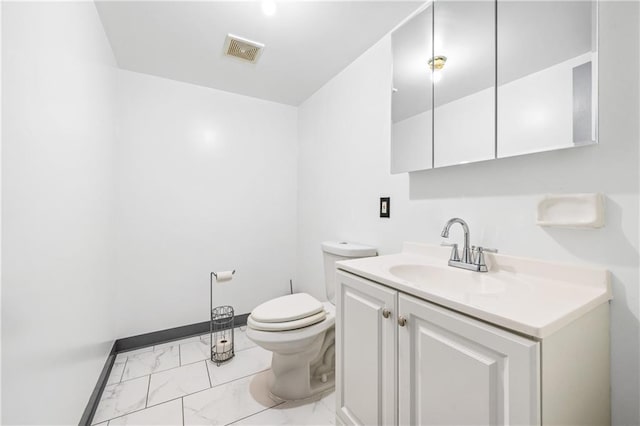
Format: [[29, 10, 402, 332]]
[[147, 366, 271, 411], [225, 401, 286, 425], [201, 368, 271, 396], [204, 359, 213, 388], [95, 342, 265, 423], [113, 345, 260, 385], [119, 345, 178, 382], [98, 357, 268, 421], [132, 361, 211, 412], [94, 395, 184, 425], [119, 357, 128, 383], [117, 356, 206, 385], [145, 374, 151, 408], [96, 368, 281, 425], [114, 365, 175, 385], [114, 340, 255, 375], [116, 365, 182, 385], [156, 367, 272, 412]]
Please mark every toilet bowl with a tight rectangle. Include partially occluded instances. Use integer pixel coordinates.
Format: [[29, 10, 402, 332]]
[[247, 298, 336, 401], [247, 241, 377, 402]]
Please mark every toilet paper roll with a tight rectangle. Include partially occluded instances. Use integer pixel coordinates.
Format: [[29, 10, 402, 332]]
[[215, 271, 234, 282], [214, 338, 232, 354]]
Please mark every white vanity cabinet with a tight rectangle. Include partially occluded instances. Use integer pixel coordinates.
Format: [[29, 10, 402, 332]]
[[335, 271, 398, 426], [398, 293, 539, 425], [336, 270, 610, 426]]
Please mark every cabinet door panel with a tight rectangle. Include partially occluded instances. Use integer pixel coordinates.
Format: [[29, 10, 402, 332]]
[[411, 321, 503, 425], [336, 272, 397, 426], [399, 294, 540, 426]]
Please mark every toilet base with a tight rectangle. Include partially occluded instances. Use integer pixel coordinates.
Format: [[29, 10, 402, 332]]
[[267, 370, 335, 403], [265, 328, 336, 402]]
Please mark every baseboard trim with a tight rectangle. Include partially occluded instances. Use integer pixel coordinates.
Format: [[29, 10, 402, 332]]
[[79, 313, 249, 425], [79, 343, 117, 426], [115, 313, 249, 353]]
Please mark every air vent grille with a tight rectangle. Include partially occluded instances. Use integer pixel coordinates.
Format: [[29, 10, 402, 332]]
[[224, 34, 264, 64]]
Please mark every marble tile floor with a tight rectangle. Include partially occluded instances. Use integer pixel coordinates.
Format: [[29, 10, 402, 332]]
[[92, 326, 336, 425]]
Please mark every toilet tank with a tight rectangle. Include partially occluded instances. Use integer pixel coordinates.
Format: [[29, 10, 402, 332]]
[[321, 241, 377, 304]]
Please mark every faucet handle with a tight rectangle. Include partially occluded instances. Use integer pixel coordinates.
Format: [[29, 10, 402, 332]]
[[472, 246, 498, 255], [473, 246, 498, 268], [441, 242, 460, 262]]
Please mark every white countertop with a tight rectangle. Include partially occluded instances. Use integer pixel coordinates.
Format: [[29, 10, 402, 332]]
[[336, 242, 611, 339]]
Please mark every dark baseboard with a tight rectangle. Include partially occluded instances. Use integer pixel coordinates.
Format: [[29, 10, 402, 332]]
[[80, 313, 249, 425], [115, 313, 249, 353], [79, 343, 117, 426]]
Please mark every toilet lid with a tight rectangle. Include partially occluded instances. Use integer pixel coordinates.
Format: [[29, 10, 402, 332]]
[[248, 310, 327, 331], [250, 293, 324, 323]]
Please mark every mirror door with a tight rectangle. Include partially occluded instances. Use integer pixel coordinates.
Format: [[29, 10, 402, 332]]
[[391, 6, 434, 173], [496, 0, 597, 158], [433, 0, 496, 168]]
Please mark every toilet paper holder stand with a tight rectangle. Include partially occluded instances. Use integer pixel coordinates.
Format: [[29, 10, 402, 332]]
[[212, 270, 235, 280], [209, 270, 236, 366]]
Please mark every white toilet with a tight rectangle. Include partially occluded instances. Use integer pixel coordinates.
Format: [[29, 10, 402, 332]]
[[246, 241, 377, 402]]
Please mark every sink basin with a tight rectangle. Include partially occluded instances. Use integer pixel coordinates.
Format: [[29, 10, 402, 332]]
[[388, 264, 448, 284], [388, 263, 507, 295]]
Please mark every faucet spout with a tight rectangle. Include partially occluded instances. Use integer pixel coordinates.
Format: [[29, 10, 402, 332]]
[[441, 218, 471, 263]]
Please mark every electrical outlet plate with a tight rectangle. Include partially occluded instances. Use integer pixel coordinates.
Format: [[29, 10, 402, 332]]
[[380, 197, 390, 218]]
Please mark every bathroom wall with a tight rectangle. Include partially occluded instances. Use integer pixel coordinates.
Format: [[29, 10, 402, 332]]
[[1, 2, 118, 423], [115, 70, 298, 337], [297, 2, 640, 424]]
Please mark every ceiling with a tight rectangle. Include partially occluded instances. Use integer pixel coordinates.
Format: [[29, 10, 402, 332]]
[[96, 1, 423, 106]]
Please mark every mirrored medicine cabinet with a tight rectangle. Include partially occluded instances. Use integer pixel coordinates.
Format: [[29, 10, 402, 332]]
[[391, 0, 598, 173]]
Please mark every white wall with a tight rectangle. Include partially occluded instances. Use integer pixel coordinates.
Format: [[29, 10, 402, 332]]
[[115, 70, 298, 338], [297, 2, 639, 424], [1, 2, 118, 424]]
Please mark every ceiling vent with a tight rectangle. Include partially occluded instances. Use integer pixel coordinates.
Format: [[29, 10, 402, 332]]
[[223, 34, 264, 64]]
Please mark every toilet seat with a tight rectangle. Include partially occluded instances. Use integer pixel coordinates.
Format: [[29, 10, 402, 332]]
[[251, 293, 324, 323], [248, 293, 327, 332], [248, 310, 327, 331], [247, 303, 335, 345]]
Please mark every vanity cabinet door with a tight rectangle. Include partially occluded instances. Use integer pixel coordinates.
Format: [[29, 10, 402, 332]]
[[398, 294, 540, 426], [336, 271, 398, 426]]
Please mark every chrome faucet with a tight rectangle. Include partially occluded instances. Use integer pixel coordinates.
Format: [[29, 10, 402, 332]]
[[441, 218, 472, 264], [440, 218, 497, 272]]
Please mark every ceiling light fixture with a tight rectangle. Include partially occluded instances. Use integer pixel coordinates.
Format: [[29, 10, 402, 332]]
[[428, 55, 447, 83], [428, 55, 447, 71], [262, 0, 277, 16]]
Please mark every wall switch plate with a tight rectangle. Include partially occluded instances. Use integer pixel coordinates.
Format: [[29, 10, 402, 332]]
[[380, 197, 390, 218]]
